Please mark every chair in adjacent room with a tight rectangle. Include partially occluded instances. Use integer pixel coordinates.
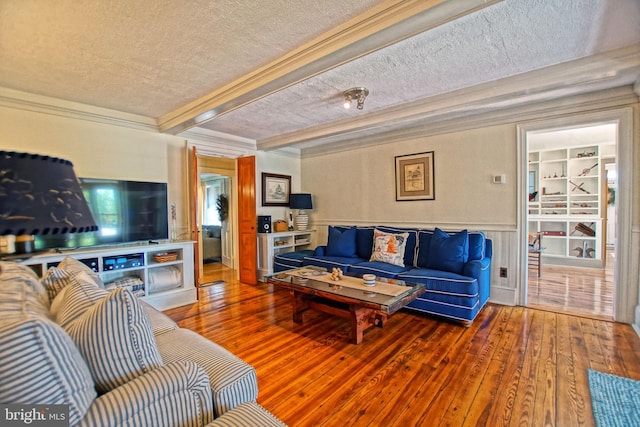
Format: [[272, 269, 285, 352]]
[[528, 232, 543, 277]]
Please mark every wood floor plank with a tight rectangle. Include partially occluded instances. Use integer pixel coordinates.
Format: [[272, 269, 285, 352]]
[[479, 307, 533, 427], [161, 264, 640, 426], [531, 311, 557, 427]]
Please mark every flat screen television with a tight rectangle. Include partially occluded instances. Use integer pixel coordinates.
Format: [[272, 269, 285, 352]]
[[35, 178, 169, 251]]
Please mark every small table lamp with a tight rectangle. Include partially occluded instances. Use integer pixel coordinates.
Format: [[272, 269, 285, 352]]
[[0, 151, 99, 254], [289, 193, 313, 231]]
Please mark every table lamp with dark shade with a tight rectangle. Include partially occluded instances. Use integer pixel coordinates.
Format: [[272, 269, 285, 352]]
[[0, 151, 98, 254], [289, 193, 313, 230]]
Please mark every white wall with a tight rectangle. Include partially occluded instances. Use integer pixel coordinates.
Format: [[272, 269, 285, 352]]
[[256, 151, 301, 225], [302, 124, 519, 304], [1, 102, 190, 238]]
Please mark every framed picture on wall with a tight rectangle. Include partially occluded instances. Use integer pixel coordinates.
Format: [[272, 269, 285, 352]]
[[261, 173, 291, 206], [395, 151, 435, 201]]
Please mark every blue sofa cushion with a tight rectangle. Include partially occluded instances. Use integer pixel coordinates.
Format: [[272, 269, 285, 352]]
[[349, 261, 411, 278], [303, 254, 365, 272], [326, 226, 357, 257], [398, 268, 478, 304], [273, 250, 314, 272], [468, 232, 486, 261], [425, 228, 469, 274]]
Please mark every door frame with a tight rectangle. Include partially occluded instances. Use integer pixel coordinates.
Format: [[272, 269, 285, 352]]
[[516, 107, 634, 322]]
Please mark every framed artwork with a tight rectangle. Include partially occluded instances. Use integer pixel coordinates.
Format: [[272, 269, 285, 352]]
[[395, 151, 435, 201], [261, 173, 291, 206]]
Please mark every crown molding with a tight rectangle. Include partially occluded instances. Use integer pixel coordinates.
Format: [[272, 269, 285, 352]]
[[0, 87, 158, 132], [257, 44, 640, 153], [157, 0, 501, 134], [299, 86, 638, 158]]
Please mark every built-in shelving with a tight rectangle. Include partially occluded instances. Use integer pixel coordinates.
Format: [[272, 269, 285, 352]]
[[528, 145, 604, 267], [257, 230, 315, 281], [17, 241, 196, 310]]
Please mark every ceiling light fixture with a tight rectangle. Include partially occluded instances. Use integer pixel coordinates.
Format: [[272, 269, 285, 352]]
[[343, 87, 369, 110]]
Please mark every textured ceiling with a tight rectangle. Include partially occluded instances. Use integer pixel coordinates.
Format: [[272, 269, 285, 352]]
[[0, 0, 384, 116], [1, 0, 639, 153]]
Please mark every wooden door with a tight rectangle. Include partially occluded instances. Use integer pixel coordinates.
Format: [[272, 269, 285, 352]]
[[237, 156, 257, 285], [190, 147, 200, 291]]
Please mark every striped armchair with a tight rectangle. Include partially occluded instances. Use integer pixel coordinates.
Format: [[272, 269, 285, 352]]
[[0, 261, 285, 427]]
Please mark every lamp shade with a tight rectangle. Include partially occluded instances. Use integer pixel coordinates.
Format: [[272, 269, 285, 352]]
[[289, 193, 313, 210], [0, 151, 98, 236]]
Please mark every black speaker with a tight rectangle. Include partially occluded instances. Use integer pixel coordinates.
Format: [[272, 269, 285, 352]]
[[258, 215, 271, 233]]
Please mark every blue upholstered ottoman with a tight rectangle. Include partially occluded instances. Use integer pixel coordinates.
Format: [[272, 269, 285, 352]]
[[273, 250, 314, 272]]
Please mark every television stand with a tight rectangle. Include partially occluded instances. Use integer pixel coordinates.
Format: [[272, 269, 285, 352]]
[[17, 241, 196, 310]]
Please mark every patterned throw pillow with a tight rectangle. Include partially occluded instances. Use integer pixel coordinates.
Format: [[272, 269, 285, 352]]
[[64, 288, 163, 394], [369, 229, 409, 267]]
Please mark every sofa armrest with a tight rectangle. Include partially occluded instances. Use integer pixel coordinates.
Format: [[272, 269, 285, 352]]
[[79, 361, 214, 427], [313, 246, 327, 256]]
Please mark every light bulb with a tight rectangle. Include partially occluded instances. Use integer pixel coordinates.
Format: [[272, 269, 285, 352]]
[[343, 100, 351, 109]]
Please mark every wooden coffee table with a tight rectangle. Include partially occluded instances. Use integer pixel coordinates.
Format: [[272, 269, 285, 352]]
[[267, 267, 425, 344]]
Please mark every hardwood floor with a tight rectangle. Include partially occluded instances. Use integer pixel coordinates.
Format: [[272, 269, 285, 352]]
[[527, 250, 614, 320], [166, 265, 640, 426]]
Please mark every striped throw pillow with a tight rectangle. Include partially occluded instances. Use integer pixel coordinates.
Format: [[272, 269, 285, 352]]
[[53, 271, 109, 328], [64, 288, 163, 393], [0, 317, 96, 426]]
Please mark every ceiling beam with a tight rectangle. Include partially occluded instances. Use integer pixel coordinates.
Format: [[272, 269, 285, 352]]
[[157, 0, 502, 134]]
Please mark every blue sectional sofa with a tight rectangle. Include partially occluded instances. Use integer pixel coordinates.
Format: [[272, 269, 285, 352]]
[[274, 225, 491, 324]]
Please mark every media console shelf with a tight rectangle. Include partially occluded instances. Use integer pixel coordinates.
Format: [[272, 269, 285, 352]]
[[257, 230, 315, 281], [17, 241, 196, 310]]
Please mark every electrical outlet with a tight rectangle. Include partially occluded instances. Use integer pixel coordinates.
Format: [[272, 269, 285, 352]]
[[499, 267, 508, 278]]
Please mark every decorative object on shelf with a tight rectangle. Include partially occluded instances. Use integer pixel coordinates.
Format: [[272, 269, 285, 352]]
[[0, 151, 98, 254], [288, 212, 294, 231], [261, 173, 291, 207], [343, 87, 369, 110], [154, 252, 178, 263], [274, 220, 287, 232], [395, 151, 435, 201], [574, 222, 596, 237], [579, 163, 598, 176], [170, 202, 177, 241], [289, 193, 313, 230], [216, 194, 228, 222], [569, 181, 591, 194]]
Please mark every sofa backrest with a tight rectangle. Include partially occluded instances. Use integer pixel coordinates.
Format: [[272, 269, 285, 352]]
[[329, 226, 487, 268]]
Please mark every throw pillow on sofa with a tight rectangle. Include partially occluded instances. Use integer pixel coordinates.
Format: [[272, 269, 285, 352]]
[[426, 228, 469, 274], [64, 287, 163, 394], [369, 228, 409, 267], [42, 257, 104, 303], [326, 225, 357, 257]]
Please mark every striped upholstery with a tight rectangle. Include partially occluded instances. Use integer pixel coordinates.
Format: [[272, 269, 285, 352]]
[[54, 272, 109, 328], [156, 328, 258, 417], [0, 262, 51, 316], [64, 288, 163, 393], [57, 256, 105, 288], [43, 265, 104, 304], [141, 300, 179, 335], [80, 361, 214, 427], [0, 264, 98, 427], [0, 316, 97, 426], [206, 402, 287, 427]]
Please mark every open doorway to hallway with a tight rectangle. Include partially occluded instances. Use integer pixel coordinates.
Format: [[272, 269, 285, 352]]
[[525, 123, 617, 320]]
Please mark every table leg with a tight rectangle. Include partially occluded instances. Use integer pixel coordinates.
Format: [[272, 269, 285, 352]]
[[350, 306, 380, 344], [291, 290, 309, 324]]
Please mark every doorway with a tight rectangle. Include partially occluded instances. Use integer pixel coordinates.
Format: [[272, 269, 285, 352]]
[[196, 155, 236, 285], [519, 114, 629, 321]]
